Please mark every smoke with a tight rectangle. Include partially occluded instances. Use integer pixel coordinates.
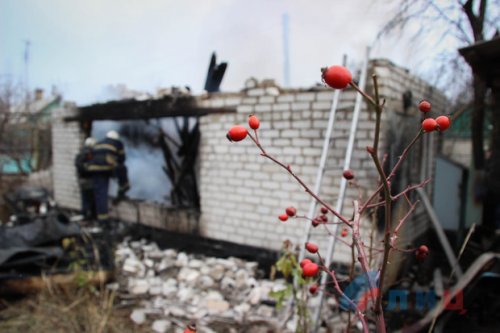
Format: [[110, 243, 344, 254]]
[[91, 119, 179, 203], [94, 84, 150, 104], [123, 142, 170, 203]]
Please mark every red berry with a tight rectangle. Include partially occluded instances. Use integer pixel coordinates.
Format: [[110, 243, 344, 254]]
[[436, 116, 450, 131], [311, 218, 320, 227], [278, 214, 288, 222], [302, 263, 319, 277], [341, 228, 348, 237], [321, 66, 352, 89], [300, 258, 312, 268], [415, 245, 429, 261], [343, 169, 354, 180], [418, 245, 429, 253], [320, 207, 328, 214], [422, 118, 438, 132], [248, 115, 260, 130], [320, 215, 328, 222], [183, 324, 196, 333], [305, 242, 319, 254], [227, 125, 248, 142], [418, 100, 432, 113], [309, 284, 318, 294], [285, 206, 297, 217]]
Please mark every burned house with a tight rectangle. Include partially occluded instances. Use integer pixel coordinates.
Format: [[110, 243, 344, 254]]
[[52, 59, 449, 267]]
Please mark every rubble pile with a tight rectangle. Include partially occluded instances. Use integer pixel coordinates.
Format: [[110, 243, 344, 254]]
[[114, 238, 292, 333]]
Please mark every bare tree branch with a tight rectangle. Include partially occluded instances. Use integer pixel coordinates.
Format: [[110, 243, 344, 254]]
[[429, 1, 473, 43]]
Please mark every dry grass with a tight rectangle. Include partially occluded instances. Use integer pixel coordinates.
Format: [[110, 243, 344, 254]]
[[0, 286, 149, 333]]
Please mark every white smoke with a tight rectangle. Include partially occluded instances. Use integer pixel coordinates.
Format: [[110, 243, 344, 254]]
[[92, 120, 175, 203]]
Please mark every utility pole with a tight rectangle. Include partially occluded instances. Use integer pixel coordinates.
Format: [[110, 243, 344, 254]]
[[23, 39, 31, 102]]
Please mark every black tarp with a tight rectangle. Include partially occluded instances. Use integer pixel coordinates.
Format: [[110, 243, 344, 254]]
[[0, 213, 80, 267]]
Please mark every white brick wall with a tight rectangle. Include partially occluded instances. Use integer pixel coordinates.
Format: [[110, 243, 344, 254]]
[[52, 106, 84, 210], [199, 92, 371, 263], [198, 60, 448, 263], [50, 59, 448, 265]]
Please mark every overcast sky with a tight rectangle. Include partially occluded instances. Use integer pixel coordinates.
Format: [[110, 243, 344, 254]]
[[1, 0, 457, 105]]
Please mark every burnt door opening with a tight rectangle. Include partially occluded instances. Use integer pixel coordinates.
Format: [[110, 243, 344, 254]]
[[74, 95, 235, 210], [158, 116, 200, 208]]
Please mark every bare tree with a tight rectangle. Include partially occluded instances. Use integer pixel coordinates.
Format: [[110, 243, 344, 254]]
[[0, 78, 26, 182], [379, 0, 500, 170], [0, 78, 52, 183]]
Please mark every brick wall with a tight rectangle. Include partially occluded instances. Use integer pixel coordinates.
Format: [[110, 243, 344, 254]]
[[52, 104, 84, 210], [51, 105, 200, 232], [198, 59, 448, 263], [51, 59, 448, 265], [112, 200, 199, 234]]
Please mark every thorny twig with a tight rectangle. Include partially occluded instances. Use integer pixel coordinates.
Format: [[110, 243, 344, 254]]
[[316, 252, 369, 333], [247, 132, 352, 226], [364, 180, 429, 209], [237, 71, 430, 333], [359, 130, 423, 214]]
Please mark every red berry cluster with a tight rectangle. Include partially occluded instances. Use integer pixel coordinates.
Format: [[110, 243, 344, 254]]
[[311, 207, 329, 227], [422, 116, 451, 132], [418, 100, 451, 132], [300, 258, 319, 277], [278, 206, 297, 222], [226, 114, 261, 142], [300, 258, 312, 267]]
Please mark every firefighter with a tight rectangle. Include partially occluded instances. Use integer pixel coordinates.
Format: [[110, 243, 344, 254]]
[[87, 130, 130, 224], [75, 137, 96, 219]]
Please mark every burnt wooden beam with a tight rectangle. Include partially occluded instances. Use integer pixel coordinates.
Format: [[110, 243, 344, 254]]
[[66, 96, 235, 122]]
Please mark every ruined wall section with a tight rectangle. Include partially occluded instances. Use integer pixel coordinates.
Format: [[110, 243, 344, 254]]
[[198, 86, 378, 264], [198, 60, 449, 263], [51, 105, 84, 210], [52, 106, 199, 232], [112, 200, 199, 234], [50, 59, 449, 266]]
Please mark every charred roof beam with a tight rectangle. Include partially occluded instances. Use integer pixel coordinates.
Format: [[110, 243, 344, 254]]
[[67, 96, 235, 122]]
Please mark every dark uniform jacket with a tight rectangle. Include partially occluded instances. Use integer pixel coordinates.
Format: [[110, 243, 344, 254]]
[[87, 137, 126, 174], [74, 146, 94, 190]]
